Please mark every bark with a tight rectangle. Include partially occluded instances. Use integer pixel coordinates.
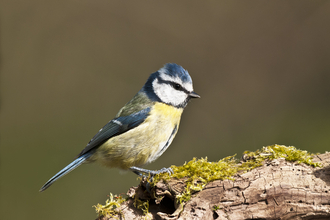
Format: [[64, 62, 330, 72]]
[[97, 152, 330, 220]]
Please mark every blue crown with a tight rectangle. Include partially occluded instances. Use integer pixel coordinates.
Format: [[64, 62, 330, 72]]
[[161, 63, 192, 84]]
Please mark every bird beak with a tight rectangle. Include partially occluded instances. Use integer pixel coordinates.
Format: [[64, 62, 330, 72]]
[[189, 91, 200, 98]]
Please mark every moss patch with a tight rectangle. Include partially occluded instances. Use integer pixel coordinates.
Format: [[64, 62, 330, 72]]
[[93, 193, 126, 219], [242, 144, 320, 169], [133, 196, 150, 216], [153, 144, 320, 203], [94, 144, 320, 217]]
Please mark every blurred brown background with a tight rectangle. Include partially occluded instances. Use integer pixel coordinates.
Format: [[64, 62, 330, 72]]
[[1, 1, 330, 219]]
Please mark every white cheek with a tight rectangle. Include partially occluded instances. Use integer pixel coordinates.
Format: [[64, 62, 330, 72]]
[[152, 80, 187, 106], [166, 88, 187, 106]]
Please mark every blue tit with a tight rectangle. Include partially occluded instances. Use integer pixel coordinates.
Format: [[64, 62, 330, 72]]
[[39, 63, 200, 192]]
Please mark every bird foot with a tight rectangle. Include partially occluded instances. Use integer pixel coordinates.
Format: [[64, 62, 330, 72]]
[[130, 166, 174, 194], [129, 166, 173, 177]]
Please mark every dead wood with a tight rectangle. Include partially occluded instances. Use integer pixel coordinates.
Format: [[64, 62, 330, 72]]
[[97, 152, 330, 220]]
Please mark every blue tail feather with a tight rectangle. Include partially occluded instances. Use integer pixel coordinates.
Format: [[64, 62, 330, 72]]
[[39, 152, 92, 192]]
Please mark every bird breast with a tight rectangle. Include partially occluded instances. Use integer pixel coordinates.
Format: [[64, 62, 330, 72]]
[[95, 102, 183, 170]]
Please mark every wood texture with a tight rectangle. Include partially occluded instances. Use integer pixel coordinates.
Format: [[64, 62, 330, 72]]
[[98, 153, 330, 220]]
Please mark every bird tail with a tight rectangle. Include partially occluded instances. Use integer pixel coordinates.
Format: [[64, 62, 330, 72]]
[[39, 152, 93, 192]]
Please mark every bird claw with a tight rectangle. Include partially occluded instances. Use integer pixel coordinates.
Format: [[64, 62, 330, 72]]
[[130, 166, 174, 194], [148, 167, 174, 176], [130, 166, 173, 177]]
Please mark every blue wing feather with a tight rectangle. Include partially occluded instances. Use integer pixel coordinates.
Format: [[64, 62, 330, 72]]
[[77, 107, 151, 157], [39, 107, 151, 192]]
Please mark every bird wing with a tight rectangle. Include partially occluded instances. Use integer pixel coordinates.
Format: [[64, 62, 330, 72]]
[[77, 107, 151, 157]]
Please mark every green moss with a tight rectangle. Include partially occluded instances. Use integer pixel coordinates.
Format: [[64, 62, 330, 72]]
[[242, 144, 320, 168], [154, 144, 320, 204], [212, 205, 220, 211], [94, 145, 321, 217], [152, 156, 237, 204], [93, 193, 126, 219], [133, 196, 150, 216]]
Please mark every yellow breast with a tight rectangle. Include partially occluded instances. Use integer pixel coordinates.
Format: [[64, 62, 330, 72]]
[[94, 103, 183, 170]]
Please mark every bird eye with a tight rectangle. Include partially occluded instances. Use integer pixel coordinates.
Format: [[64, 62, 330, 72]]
[[173, 83, 182, 90]]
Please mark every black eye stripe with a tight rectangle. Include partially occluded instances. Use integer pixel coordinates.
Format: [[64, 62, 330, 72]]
[[157, 77, 189, 94]]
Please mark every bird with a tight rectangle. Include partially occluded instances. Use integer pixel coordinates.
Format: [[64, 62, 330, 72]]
[[39, 63, 200, 192]]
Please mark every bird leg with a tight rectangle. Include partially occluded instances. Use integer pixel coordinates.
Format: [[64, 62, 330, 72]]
[[129, 166, 173, 177], [130, 166, 174, 193]]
